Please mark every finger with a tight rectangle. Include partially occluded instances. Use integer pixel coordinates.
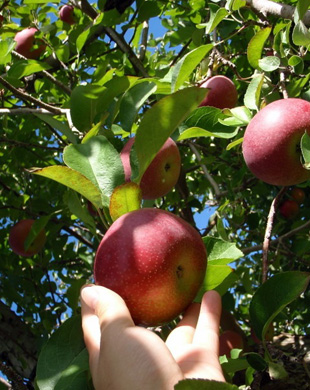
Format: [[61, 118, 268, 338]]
[[192, 290, 222, 352], [80, 285, 101, 369], [166, 302, 200, 349]]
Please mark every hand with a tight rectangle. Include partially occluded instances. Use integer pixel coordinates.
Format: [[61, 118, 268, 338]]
[[80, 285, 225, 390]]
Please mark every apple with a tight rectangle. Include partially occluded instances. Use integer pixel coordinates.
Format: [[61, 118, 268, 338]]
[[14, 27, 46, 59], [242, 98, 310, 186], [0, 15, 4, 27], [120, 137, 181, 200], [59, 5, 76, 25], [291, 187, 306, 204], [9, 219, 46, 257], [199, 75, 238, 109], [219, 330, 244, 358], [279, 199, 299, 219], [94, 208, 207, 326]]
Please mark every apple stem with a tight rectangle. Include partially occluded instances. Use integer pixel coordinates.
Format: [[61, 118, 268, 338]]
[[262, 186, 287, 283]]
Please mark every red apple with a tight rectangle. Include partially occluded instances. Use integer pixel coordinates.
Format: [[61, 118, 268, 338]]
[[0, 15, 4, 27], [291, 187, 306, 204], [199, 75, 238, 109], [279, 199, 299, 219], [242, 98, 310, 186], [14, 28, 46, 59], [59, 5, 76, 25], [120, 137, 181, 200], [219, 330, 244, 357], [9, 219, 46, 257], [94, 208, 207, 326]]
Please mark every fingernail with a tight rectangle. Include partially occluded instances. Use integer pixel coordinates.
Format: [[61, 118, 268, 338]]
[[81, 285, 99, 310]]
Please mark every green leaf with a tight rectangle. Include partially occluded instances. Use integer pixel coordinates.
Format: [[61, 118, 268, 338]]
[[203, 237, 244, 265], [178, 126, 238, 140], [203, 264, 234, 290], [268, 361, 289, 380], [109, 182, 142, 221], [244, 74, 264, 110], [8, 60, 52, 79], [35, 114, 78, 144], [30, 166, 102, 208], [117, 80, 157, 132], [247, 27, 272, 69], [175, 378, 239, 390], [63, 190, 97, 235], [292, 20, 310, 46], [171, 44, 213, 92], [36, 315, 88, 390], [182, 106, 238, 138], [221, 106, 252, 126], [294, 0, 310, 22], [258, 56, 281, 72], [198, 4, 228, 34], [24, 215, 50, 251], [249, 271, 310, 341], [70, 78, 132, 132], [0, 38, 15, 65], [301, 131, 310, 169], [63, 136, 125, 202], [226, 137, 243, 150], [134, 87, 207, 182]]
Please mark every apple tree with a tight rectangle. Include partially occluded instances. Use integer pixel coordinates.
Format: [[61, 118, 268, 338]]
[[1, 0, 310, 389]]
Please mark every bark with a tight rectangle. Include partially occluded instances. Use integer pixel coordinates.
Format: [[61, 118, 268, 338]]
[[0, 301, 38, 383]]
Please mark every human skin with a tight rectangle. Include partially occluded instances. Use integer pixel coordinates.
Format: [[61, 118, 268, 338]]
[[199, 75, 238, 109], [94, 208, 207, 326], [242, 98, 310, 186], [120, 137, 181, 200], [80, 286, 225, 390]]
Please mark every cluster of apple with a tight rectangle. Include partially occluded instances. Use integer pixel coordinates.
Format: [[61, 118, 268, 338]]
[[279, 187, 306, 219], [13, 4, 76, 60]]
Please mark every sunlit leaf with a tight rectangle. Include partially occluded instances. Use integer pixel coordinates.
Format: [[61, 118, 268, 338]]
[[247, 27, 272, 69], [109, 182, 142, 221]]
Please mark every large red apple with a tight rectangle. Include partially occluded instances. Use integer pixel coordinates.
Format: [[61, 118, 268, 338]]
[[199, 75, 238, 109], [9, 219, 46, 257], [14, 28, 46, 59], [242, 98, 310, 186], [219, 330, 244, 357], [94, 208, 207, 326], [59, 5, 76, 25], [120, 137, 181, 200]]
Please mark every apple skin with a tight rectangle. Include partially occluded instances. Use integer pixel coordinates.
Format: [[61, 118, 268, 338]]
[[242, 98, 310, 186], [14, 28, 46, 59], [279, 199, 299, 219], [94, 208, 207, 326], [59, 5, 76, 25], [199, 75, 238, 109], [9, 219, 46, 257], [291, 187, 306, 204], [120, 137, 181, 200], [219, 330, 244, 357]]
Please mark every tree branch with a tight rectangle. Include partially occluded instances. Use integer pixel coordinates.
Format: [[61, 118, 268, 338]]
[[246, 0, 310, 26], [0, 76, 64, 115], [262, 186, 287, 283]]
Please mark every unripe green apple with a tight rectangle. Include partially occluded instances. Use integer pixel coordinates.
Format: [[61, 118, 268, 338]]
[[279, 199, 299, 219], [14, 27, 46, 59], [242, 98, 310, 186], [199, 75, 238, 109], [59, 5, 76, 25], [94, 208, 207, 326], [9, 219, 46, 257], [120, 137, 181, 200]]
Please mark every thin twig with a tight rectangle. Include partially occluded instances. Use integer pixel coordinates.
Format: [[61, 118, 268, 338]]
[[0, 76, 64, 115], [12, 50, 72, 95], [189, 141, 221, 197], [139, 20, 149, 62], [262, 186, 287, 283], [0, 107, 69, 115]]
